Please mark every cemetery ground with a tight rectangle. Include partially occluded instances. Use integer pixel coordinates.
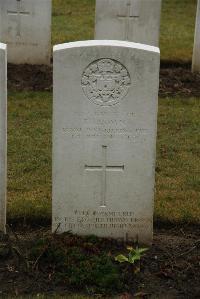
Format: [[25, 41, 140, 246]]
[[0, 0, 200, 298]]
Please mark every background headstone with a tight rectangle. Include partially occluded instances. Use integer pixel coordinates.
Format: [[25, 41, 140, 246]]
[[95, 0, 162, 47], [0, 43, 7, 233], [0, 0, 52, 65], [52, 40, 160, 245], [192, 0, 200, 72]]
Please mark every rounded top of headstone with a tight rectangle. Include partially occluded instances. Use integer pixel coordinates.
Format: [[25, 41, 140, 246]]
[[53, 40, 160, 54]]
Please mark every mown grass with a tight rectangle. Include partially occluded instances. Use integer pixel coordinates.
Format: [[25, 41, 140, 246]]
[[7, 93, 200, 225], [160, 0, 197, 63], [7, 92, 52, 224], [4, 2, 200, 298], [52, 0, 197, 63], [156, 97, 200, 223], [6, 0, 200, 225], [52, 0, 95, 45]]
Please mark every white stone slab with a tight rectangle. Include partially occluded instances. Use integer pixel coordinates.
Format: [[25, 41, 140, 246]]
[[0, 0, 51, 65], [95, 0, 162, 47], [0, 43, 7, 233], [192, 0, 200, 72], [52, 40, 160, 245]]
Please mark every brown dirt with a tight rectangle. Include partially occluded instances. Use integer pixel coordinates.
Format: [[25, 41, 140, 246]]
[[159, 68, 200, 97], [4, 63, 200, 297], [8, 64, 53, 92], [8, 64, 200, 97], [0, 226, 199, 298]]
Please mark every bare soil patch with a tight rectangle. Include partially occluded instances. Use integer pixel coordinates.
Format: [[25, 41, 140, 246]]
[[0, 226, 199, 298], [8, 64, 200, 98], [8, 64, 53, 92], [4, 62, 200, 297], [159, 68, 200, 97]]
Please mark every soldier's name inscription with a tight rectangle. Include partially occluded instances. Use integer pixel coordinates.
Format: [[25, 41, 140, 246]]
[[61, 110, 149, 140]]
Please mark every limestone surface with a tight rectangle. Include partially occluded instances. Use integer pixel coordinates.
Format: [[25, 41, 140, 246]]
[[192, 0, 200, 72], [0, 43, 7, 233], [0, 0, 51, 65], [52, 40, 160, 245], [95, 0, 162, 47]]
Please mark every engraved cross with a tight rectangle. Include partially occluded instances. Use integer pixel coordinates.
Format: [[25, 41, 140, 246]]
[[85, 145, 124, 208], [117, 0, 140, 40], [7, 0, 30, 37]]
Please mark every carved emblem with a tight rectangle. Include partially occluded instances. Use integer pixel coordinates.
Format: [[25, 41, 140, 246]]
[[81, 58, 131, 106]]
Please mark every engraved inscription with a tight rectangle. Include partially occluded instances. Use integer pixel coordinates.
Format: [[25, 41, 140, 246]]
[[7, 0, 30, 37], [62, 112, 148, 141], [54, 210, 152, 240], [4, 41, 38, 47], [118, 0, 140, 40], [81, 58, 131, 106], [85, 146, 124, 207]]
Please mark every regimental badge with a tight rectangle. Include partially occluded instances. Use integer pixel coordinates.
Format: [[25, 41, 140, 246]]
[[81, 58, 131, 106]]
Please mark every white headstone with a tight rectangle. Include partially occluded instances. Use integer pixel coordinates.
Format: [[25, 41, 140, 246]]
[[0, 43, 7, 233], [192, 0, 200, 72], [95, 0, 162, 47], [0, 0, 52, 65], [52, 40, 160, 245]]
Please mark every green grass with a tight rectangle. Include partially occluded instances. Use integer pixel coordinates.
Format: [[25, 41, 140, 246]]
[[52, 0, 95, 45], [6, 0, 200, 225], [156, 97, 200, 223], [4, 2, 200, 298], [7, 93, 200, 225], [52, 0, 197, 63], [160, 0, 197, 63], [8, 92, 52, 224]]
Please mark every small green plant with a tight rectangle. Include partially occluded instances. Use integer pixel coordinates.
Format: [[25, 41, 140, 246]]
[[115, 246, 148, 265]]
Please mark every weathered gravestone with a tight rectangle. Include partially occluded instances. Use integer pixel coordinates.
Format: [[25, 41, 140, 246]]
[[0, 0, 51, 65], [0, 43, 7, 233], [192, 0, 200, 72], [52, 40, 160, 245], [95, 0, 162, 47]]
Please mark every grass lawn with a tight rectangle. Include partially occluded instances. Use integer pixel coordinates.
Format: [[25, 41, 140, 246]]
[[7, 93, 200, 225], [52, 0, 197, 63], [8, 92, 52, 224], [6, 0, 200, 225], [3, 2, 200, 297], [156, 97, 200, 223]]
